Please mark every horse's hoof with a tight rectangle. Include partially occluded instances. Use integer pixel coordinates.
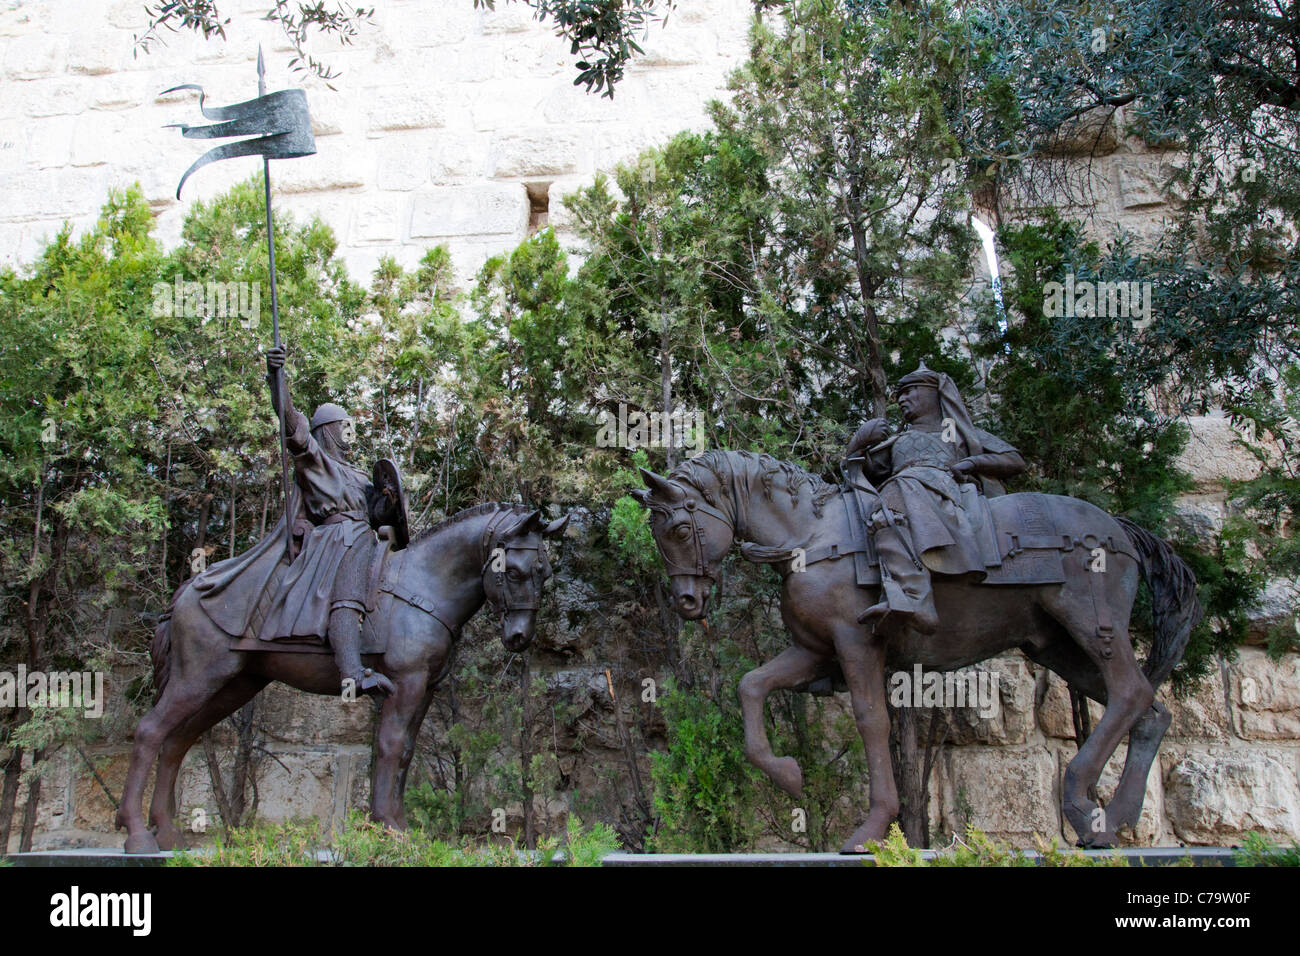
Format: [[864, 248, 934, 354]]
[[768, 757, 804, 800], [123, 831, 162, 855], [155, 828, 187, 851]]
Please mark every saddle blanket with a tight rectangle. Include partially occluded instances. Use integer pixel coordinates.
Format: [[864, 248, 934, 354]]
[[847, 491, 1133, 588]]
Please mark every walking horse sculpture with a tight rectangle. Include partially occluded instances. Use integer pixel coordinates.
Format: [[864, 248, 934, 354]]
[[117, 503, 567, 854], [634, 449, 1201, 853]]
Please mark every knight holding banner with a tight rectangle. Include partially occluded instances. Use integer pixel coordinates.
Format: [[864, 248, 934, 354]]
[[162, 53, 403, 699], [257, 345, 400, 698], [846, 364, 1026, 636]]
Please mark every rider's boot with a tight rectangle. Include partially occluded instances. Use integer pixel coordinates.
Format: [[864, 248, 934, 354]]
[[858, 518, 939, 636], [329, 605, 395, 700]]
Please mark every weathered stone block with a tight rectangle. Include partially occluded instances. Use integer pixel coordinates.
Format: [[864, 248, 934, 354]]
[[309, 93, 351, 137], [1174, 415, 1265, 490], [91, 73, 147, 111], [25, 115, 75, 168], [490, 129, 586, 178], [1163, 747, 1300, 843], [482, 4, 539, 35], [1243, 579, 1300, 647], [1035, 670, 1104, 740], [255, 683, 376, 746], [1168, 496, 1227, 541], [1117, 158, 1178, 209], [276, 153, 369, 193], [21, 79, 89, 117], [250, 749, 340, 824], [1166, 664, 1231, 742], [352, 196, 406, 244], [6, 35, 65, 79], [935, 656, 1035, 746], [73, 112, 125, 167], [1229, 648, 1300, 740], [377, 141, 430, 191], [939, 746, 1059, 841], [409, 183, 528, 238], [1045, 106, 1119, 157], [368, 86, 447, 132], [68, 31, 124, 76]]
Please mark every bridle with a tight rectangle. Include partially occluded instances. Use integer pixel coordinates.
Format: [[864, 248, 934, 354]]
[[653, 495, 735, 581], [479, 509, 546, 625]]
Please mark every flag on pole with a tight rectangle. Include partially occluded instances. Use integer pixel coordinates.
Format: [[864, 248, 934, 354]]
[[163, 84, 316, 199]]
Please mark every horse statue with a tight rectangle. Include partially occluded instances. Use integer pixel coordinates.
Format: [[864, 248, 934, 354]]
[[634, 448, 1201, 853], [116, 503, 568, 854]]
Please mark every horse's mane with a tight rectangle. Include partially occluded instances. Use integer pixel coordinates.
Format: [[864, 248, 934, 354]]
[[409, 501, 530, 545], [667, 449, 839, 518]]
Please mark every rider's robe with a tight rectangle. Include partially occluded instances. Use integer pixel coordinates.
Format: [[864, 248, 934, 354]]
[[872, 425, 1019, 577], [257, 410, 377, 642], [190, 409, 380, 642], [191, 501, 300, 639]]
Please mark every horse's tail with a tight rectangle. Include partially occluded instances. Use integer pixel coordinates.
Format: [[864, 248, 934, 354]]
[[1115, 517, 1203, 690], [152, 578, 192, 704]]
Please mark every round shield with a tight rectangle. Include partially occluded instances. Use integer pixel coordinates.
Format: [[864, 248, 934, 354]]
[[371, 458, 410, 550]]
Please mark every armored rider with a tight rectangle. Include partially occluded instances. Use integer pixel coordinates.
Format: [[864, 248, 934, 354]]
[[259, 345, 398, 699], [846, 363, 1026, 636]]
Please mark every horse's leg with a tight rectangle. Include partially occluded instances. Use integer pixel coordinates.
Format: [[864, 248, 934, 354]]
[[370, 670, 430, 829], [1104, 701, 1171, 834], [392, 681, 438, 829], [117, 672, 233, 853], [1040, 584, 1152, 847], [737, 644, 828, 798], [1025, 633, 1171, 836], [831, 626, 899, 853], [149, 675, 268, 849]]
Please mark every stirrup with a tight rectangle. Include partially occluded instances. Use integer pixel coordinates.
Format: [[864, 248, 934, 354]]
[[857, 601, 889, 625], [357, 668, 396, 698]]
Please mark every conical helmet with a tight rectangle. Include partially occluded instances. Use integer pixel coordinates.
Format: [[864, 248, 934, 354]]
[[310, 402, 350, 433]]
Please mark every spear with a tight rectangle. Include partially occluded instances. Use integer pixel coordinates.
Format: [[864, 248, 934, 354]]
[[258, 47, 294, 558], [163, 47, 317, 558]]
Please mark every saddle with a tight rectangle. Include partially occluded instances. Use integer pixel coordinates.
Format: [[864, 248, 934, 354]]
[[227, 527, 411, 655], [744, 481, 1135, 589]]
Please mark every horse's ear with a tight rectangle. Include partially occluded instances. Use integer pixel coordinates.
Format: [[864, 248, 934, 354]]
[[543, 513, 570, 538], [505, 509, 544, 538], [629, 488, 651, 507], [638, 467, 683, 502]]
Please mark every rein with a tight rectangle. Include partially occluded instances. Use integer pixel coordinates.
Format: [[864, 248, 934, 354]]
[[478, 508, 543, 623]]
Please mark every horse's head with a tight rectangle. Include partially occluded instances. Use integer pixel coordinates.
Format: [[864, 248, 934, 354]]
[[482, 509, 569, 652], [633, 466, 734, 620]]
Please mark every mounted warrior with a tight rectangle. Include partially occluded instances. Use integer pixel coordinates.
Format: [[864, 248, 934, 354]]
[[189, 346, 406, 699], [845, 363, 1026, 635]]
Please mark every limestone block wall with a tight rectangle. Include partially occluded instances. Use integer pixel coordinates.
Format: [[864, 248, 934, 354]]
[[0, 0, 756, 284]]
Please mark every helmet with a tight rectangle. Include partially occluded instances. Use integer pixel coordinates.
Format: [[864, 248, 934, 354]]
[[310, 403, 351, 432], [894, 360, 942, 396]]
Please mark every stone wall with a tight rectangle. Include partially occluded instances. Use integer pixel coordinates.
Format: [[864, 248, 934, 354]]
[[2, 0, 1296, 852], [0, 0, 755, 284]]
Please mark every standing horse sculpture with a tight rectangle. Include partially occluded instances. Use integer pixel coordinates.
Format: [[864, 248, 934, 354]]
[[116, 503, 567, 854], [634, 449, 1201, 853]]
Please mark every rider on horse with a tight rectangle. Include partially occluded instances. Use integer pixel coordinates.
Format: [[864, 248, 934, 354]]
[[258, 345, 399, 699], [847, 363, 1026, 636]]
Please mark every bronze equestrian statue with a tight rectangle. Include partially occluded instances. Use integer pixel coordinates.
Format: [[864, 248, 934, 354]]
[[117, 348, 568, 854], [635, 364, 1201, 853], [850, 363, 1027, 637]]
